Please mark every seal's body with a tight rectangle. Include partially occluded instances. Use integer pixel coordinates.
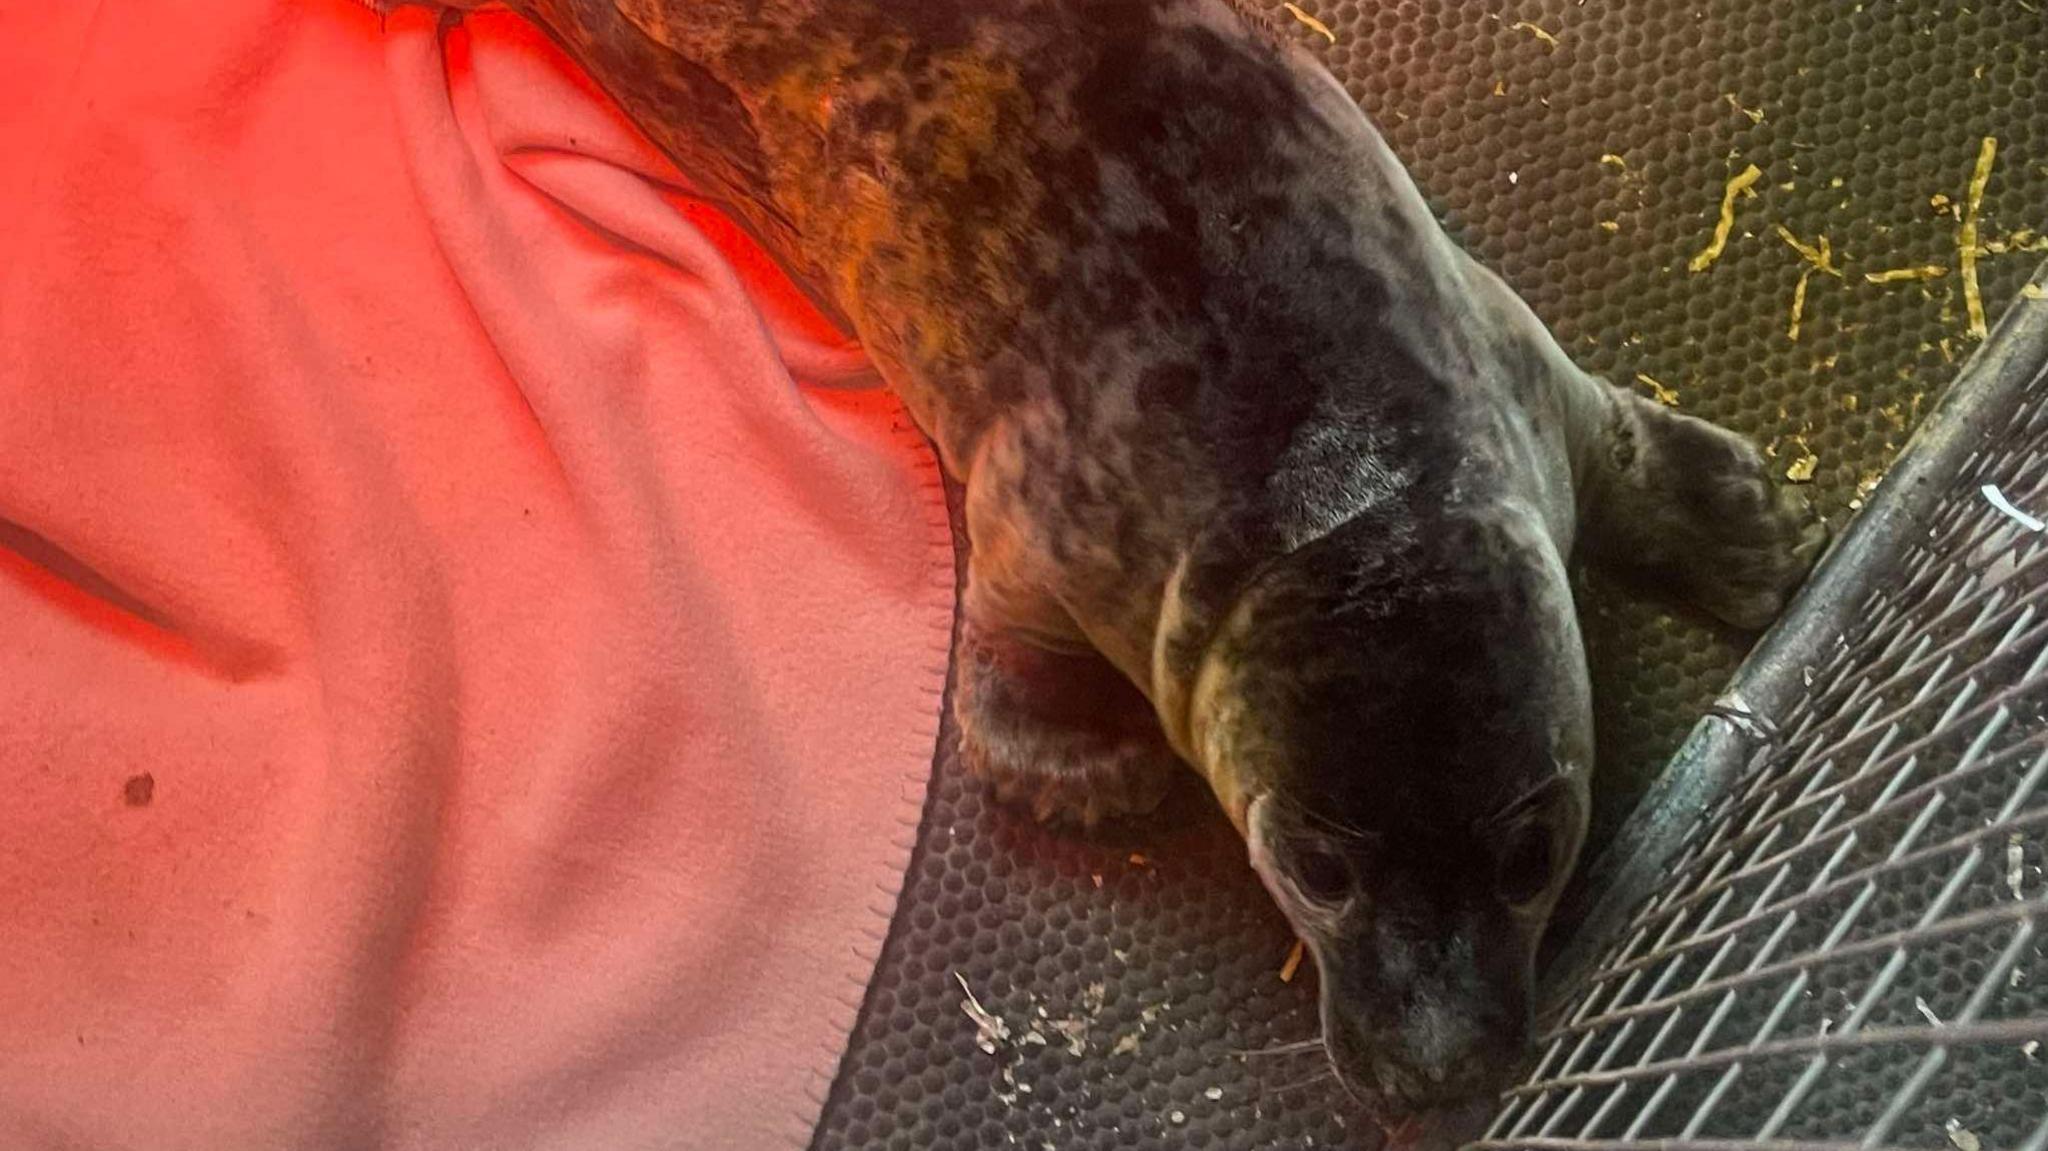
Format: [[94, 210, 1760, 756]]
[[387, 0, 1825, 1118]]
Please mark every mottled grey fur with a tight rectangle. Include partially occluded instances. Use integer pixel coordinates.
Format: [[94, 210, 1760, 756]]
[[381, 0, 1825, 1121]]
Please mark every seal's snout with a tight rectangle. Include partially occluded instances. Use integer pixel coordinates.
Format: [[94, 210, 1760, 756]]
[[1289, 848, 1555, 1119], [1324, 948, 1532, 1117], [1373, 998, 1530, 1114]]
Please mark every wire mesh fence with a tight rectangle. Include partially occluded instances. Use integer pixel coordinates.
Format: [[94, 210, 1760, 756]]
[[1493, 274, 2048, 1151]]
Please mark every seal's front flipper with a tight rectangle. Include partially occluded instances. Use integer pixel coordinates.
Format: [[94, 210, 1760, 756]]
[[954, 618, 1182, 829], [1573, 387, 1829, 631]]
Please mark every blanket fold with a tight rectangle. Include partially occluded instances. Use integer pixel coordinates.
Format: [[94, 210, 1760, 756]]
[[0, 2, 952, 1147]]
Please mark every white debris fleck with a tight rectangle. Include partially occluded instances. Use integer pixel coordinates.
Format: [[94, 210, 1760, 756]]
[[1111, 1032, 1141, 1056], [956, 972, 1011, 1055], [1983, 484, 2047, 533], [1819, 1017, 1834, 1037], [1205, 1086, 1225, 1101], [1113, 948, 1131, 963], [1083, 982, 1107, 1015], [2024, 1040, 2040, 1061], [1946, 1118, 1982, 1151], [1918, 997, 1945, 1027], [1169, 1110, 1188, 1125], [2014, 967, 2028, 989], [1022, 1029, 1049, 1046], [1048, 1016, 1090, 1057], [1508, 170, 1520, 185]]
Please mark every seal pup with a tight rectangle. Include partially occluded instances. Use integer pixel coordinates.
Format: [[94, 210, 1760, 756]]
[[371, 0, 1827, 1118]]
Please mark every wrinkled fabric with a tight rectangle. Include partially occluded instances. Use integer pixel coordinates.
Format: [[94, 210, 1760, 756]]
[[0, 1, 953, 1147]]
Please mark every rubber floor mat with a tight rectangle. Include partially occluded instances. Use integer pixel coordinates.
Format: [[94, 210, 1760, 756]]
[[809, 3, 2048, 1149]]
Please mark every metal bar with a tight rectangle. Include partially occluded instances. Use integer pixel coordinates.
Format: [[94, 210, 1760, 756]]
[[1696, 659, 2042, 863], [1565, 753, 2048, 1003], [1603, 700, 1959, 1140], [1469, 1136, 1898, 1151], [1674, 832, 1866, 1137], [1752, 1056, 1829, 1141], [2019, 1097, 2048, 1151], [1733, 769, 1969, 1137], [1745, 555, 2048, 774], [1547, 767, 1848, 1119], [1577, 1082, 1634, 1141], [1627, 891, 1806, 1137], [1502, 1016, 2048, 1098], [1854, 922, 2035, 1148], [1853, 1050, 1947, 1151], [1548, 889, 1763, 1135], [1585, 722, 2048, 963], [1555, 895, 2040, 1040]]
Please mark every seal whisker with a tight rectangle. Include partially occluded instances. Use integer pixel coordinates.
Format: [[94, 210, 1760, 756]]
[[1226, 1037, 1326, 1058], [1263, 1069, 1338, 1095], [1270, 790, 1377, 844]]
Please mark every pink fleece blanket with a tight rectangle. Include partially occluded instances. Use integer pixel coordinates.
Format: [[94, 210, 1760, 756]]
[[0, 2, 954, 1147]]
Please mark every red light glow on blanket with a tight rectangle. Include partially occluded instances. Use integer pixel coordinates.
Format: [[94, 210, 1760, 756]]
[[0, 2, 952, 1148]]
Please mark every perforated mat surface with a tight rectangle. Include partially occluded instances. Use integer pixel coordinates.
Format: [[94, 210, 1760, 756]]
[[809, 3, 2048, 1149]]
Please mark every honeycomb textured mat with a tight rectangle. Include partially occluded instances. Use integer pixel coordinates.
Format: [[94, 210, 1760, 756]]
[[1480, 280, 2048, 1151], [809, 3, 2048, 1149]]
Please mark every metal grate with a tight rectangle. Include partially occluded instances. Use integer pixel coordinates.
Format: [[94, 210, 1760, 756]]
[[1493, 268, 2048, 1151]]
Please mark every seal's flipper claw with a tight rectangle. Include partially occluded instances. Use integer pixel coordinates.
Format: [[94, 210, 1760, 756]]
[[1575, 386, 1830, 631]]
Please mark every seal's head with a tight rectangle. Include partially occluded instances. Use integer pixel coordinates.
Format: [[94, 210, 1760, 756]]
[[1191, 499, 1592, 1118]]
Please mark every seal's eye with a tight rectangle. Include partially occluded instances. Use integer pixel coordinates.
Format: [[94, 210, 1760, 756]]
[[1496, 823, 1556, 907], [1291, 847, 1352, 905]]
